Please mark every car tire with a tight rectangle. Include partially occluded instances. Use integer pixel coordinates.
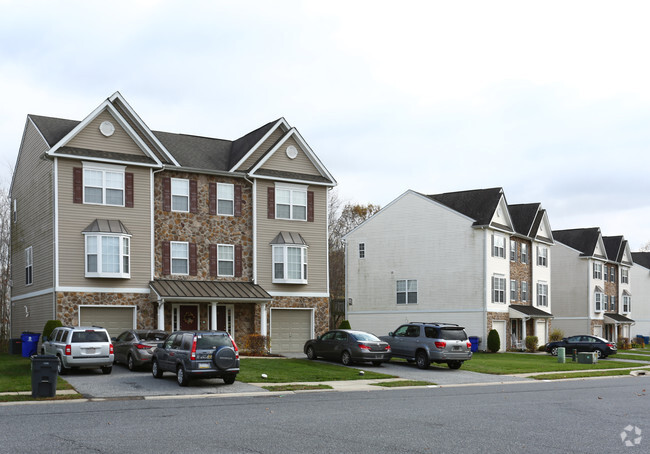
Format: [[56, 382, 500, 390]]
[[57, 356, 69, 375], [223, 375, 236, 385], [447, 361, 462, 370], [341, 351, 353, 366], [416, 351, 429, 370], [212, 346, 237, 370], [177, 365, 190, 387], [550, 347, 558, 356], [101, 366, 112, 375], [306, 346, 317, 360], [372, 361, 383, 367], [152, 359, 163, 378], [127, 354, 135, 371], [595, 349, 604, 359]]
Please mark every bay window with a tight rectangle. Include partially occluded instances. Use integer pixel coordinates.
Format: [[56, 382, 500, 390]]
[[273, 245, 308, 283], [85, 234, 130, 278]]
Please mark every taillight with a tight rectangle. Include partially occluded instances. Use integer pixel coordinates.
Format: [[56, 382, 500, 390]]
[[466, 342, 472, 349], [65, 345, 71, 356], [109, 344, 114, 354], [607, 343, 616, 348], [228, 334, 239, 359], [358, 343, 371, 351], [384, 345, 391, 351], [191, 336, 197, 360], [435, 341, 446, 349], [134, 343, 149, 350]]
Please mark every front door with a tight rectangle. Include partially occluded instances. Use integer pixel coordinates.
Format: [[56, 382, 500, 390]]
[[179, 305, 199, 330], [217, 306, 226, 331]]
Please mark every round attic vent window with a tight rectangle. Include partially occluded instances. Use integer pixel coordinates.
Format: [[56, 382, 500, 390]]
[[99, 121, 115, 137], [286, 145, 298, 159]]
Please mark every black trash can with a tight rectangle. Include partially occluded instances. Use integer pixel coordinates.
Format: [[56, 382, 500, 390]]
[[31, 355, 58, 398], [9, 338, 22, 355]]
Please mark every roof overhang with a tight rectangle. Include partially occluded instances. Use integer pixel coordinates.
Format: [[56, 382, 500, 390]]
[[508, 305, 554, 319], [150, 279, 272, 302], [604, 313, 634, 324]]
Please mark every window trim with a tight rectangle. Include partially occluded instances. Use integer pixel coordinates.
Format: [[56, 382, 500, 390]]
[[492, 235, 505, 258], [510, 279, 517, 301], [621, 269, 629, 284], [593, 262, 603, 280], [171, 178, 190, 213], [170, 241, 189, 276], [84, 233, 131, 278], [537, 246, 548, 267], [272, 244, 308, 284], [510, 240, 517, 262], [595, 291, 604, 312], [492, 276, 506, 303], [359, 242, 365, 259], [537, 282, 548, 307], [396, 279, 418, 305], [217, 183, 235, 216], [25, 246, 33, 286], [217, 244, 235, 277], [622, 294, 631, 313], [275, 184, 308, 221], [82, 162, 126, 207], [521, 281, 528, 302]]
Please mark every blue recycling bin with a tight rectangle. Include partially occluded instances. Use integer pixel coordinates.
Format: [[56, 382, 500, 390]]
[[21, 332, 41, 358], [469, 336, 479, 353]]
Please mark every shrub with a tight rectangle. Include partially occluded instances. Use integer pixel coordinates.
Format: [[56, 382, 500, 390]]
[[525, 335, 538, 353], [241, 334, 268, 356], [549, 328, 564, 342], [42, 320, 63, 341], [487, 329, 500, 353], [338, 320, 351, 329], [633, 336, 645, 348], [537, 345, 546, 352], [617, 337, 630, 350]]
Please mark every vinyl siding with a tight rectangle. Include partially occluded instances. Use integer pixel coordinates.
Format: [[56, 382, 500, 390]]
[[57, 158, 151, 289], [631, 264, 650, 336], [67, 110, 146, 156], [256, 179, 328, 294], [239, 128, 284, 170], [259, 136, 321, 176], [550, 243, 589, 318], [10, 293, 55, 337]]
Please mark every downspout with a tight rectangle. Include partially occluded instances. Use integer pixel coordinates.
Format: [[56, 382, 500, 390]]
[[482, 227, 488, 350], [343, 238, 348, 322]]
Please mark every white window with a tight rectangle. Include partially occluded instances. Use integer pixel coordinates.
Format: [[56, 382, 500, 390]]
[[359, 243, 365, 259], [537, 246, 548, 267], [610, 295, 616, 311], [537, 283, 548, 307], [217, 183, 234, 216], [593, 263, 603, 280], [217, 244, 234, 277], [276, 186, 307, 221], [13, 199, 17, 223], [521, 244, 528, 264], [25, 247, 33, 286], [85, 234, 130, 278], [171, 241, 189, 275], [521, 281, 528, 302], [623, 295, 631, 313], [492, 235, 505, 258], [84, 166, 124, 206], [510, 280, 517, 301], [273, 245, 308, 283], [621, 269, 629, 284], [492, 276, 506, 303], [510, 240, 517, 261], [396, 279, 417, 304], [171, 179, 189, 212], [595, 292, 604, 312]]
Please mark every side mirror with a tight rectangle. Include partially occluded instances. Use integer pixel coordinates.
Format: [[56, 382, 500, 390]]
[[388, 332, 394, 337], [157, 342, 165, 348]]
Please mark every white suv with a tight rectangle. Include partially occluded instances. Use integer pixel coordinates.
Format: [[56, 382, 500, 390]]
[[41, 326, 114, 375]]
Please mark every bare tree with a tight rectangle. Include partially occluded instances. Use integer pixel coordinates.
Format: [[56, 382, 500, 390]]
[[0, 184, 10, 347], [640, 241, 650, 252]]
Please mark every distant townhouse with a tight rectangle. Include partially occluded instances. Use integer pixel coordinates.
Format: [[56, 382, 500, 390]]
[[551, 228, 633, 342], [631, 252, 650, 339], [344, 188, 553, 352], [10, 92, 336, 353]]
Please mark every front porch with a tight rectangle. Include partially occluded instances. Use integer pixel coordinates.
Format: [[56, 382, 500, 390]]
[[604, 313, 634, 343], [508, 305, 554, 350]]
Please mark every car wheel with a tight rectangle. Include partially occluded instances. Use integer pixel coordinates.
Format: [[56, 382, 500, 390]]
[[223, 375, 236, 385], [177, 365, 190, 386], [57, 356, 69, 375], [372, 361, 383, 367], [152, 359, 163, 378], [550, 347, 558, 356], [447, 361, 462, 370], [306, 346, 317, 360], [595, 349, 604, 359], [101, 366, 112, 375], [416, 351, 429, 370], [127, 354, 135, 371], [341, 351, 353, 366]]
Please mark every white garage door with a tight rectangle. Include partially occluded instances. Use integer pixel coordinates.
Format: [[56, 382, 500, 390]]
[[492, 320, 506, 352], [271, 309, 312, 353], [79, 306, 135, 338], [536, 320, 547, 346]]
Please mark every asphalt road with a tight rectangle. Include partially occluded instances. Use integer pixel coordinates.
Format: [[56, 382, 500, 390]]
[[2, 376, 649, 453]]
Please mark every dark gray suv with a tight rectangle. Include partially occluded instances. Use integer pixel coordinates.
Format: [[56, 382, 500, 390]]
[[151, 331, 239, 386], [381, 322, 472, 370]]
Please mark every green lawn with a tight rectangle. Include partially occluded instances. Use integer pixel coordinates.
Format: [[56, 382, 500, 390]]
[[610, 353, 650, 361], [459, 352, 649, 375], [237, 358, 395, 383], [530, 368, 650, 380], [0, 353, 74, 393]]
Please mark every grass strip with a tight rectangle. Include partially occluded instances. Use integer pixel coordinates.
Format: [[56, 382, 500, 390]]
[[609, 354, 650, 361], [0, 353, 74, 392], [262, 384, 332, 392], [530, 368, 650, 380], [371, 380, 435, 388]]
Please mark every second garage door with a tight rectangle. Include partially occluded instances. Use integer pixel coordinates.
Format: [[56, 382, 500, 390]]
[[271, 309, 312, 353], [79, 306, 135, 338]]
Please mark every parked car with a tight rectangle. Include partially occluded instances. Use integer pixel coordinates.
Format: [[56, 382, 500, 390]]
[[151, 330, 239, 386], [380, 322, 473, 370], [40, 326, 114, 375], [113, 329, 168, 371], [304, 329, 391, 366], [545, 335, 617, 358]]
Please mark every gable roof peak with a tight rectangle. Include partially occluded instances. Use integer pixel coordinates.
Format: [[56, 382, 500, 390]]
[[426, 187, 508, 228]]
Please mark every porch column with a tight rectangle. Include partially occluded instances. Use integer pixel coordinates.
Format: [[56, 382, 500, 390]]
[[260, 302, 267, 336], [521, 319, 527, 346], [211, 302, 218, 330], [157, 300, 165, 330]]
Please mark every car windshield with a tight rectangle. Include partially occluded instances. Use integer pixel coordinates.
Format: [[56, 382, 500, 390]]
[[350, 332, 380, 342], [439, 328, 467, 341], [145, 332, 168, 341], [71, 330, 109, 343], [196, 334, 231, 350]]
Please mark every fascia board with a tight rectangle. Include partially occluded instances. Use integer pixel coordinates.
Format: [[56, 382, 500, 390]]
[[533, 210, 555, 245], [230, 118, 290, 172], [251, 174, 335, 187], [109, 91, 180, 167], [52, 154, 161, 169]]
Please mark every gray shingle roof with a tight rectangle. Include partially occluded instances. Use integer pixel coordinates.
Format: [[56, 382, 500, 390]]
[[229, 119, 279, 169], [508, 203, 540, 236], [552, 228, 601, 257], [602, 236, 624, 262], [632, 252, 650, 269], [29, 115, 79, 147], [426, 187, 505, 226]]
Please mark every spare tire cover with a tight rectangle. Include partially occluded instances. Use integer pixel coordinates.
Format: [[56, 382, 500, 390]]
[[212, 346, 236, 370]]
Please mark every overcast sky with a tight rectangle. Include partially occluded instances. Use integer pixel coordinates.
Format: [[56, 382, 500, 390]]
[[1, 1, 649, 249]]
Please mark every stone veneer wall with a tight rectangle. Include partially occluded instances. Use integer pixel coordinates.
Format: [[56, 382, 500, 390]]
[[509, 238, 533, 306], [269, 296, 330, 336], [604, 264, 618, 313], [153, 170, 253, 281], [56, 292, 154, 328], [591, 319, 604, 335]]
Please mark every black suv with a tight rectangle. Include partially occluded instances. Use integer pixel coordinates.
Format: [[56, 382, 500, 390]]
[[151, 331, 239, 386], [380, 322, 472, 370]]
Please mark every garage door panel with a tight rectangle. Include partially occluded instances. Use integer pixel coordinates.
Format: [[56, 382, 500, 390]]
[[79, 307, 134, 338], [271, 309, 311, 353]]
